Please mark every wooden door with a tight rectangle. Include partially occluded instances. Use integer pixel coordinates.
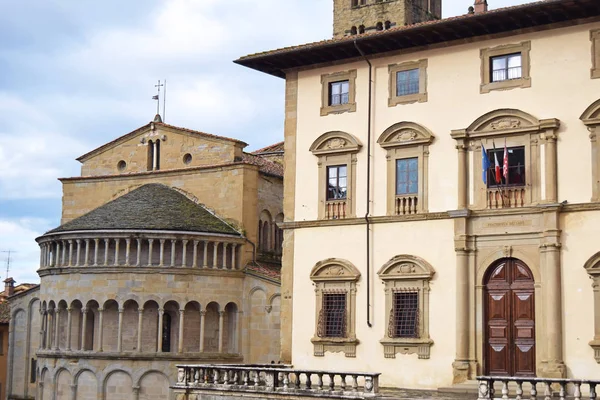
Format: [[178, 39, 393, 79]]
[[484, 258, 536, 377]]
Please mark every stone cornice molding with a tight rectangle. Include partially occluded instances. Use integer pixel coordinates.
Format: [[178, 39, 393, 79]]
[[309, 131, 362, 156], [310, 258, 361, 282], [38, 266, 246, 278], [581, 99, 600, 127], [377, 122, 435, 149], [377, 255, 435, 281], [36, 230, 245, 244]]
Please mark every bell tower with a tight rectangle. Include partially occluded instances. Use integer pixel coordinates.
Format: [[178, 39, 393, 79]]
[[333, 0, 442, 38]]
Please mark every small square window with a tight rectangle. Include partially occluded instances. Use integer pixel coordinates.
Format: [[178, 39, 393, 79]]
[[486, 146, 526, 188], [396, 158, 418, 195], [390, 292, 419, 338], [396, 69, 420, 96], [319, 293, 347, 338], [329, 80, 350, 106], [327, 165, 348, 200], [491, 53, 522, 82]]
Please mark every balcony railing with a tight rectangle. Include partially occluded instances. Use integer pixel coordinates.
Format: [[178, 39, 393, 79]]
[[174, 364, 380, 398], [487, 187, 526, 209], [325, 200, 347, 220], [478, 376, 600, 399], [395, 195, 418, 215]]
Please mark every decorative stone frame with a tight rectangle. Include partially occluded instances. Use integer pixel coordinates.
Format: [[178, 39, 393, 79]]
[[377, 122, 434, 215], [378, 255, 435, 359], [310, 258, 360, 358], [310, 131, 362, 220], [451, 109, 560, 210], [591, 30, 600, 79], [388, 59, 428, 106], [584, 252, 600, 362], [581, 99, 600, 201], [480, 41, 531, 94], [320, 70, 357, 116]]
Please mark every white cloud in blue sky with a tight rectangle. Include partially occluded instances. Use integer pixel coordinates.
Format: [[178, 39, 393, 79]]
[[0, 0, 531, 284]]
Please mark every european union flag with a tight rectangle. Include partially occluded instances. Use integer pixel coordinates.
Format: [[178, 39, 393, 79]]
[[482, 143, 490, 184]]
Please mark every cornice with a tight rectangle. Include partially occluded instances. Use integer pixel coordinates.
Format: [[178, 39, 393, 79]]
[[38, 266, 246, 279]]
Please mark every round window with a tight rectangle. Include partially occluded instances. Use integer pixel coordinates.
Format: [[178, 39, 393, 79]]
[[183, 153, 193, 165], [117, 160, 127, 172]]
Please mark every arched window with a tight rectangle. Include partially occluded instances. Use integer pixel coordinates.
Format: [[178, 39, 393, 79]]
[[358, 25, 365, 34], [350, 26, 357, 35], [376, 22, 383, 31], [162, 313, 171, 352], [155, 140, 161, 170], [262, 221, 270, 251], [147, 140, 154, 171], [385, 21, 391, 30]]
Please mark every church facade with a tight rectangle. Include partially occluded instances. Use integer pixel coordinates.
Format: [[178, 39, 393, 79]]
[[237, 0, 600, 390], [7, 116, 284, 399]]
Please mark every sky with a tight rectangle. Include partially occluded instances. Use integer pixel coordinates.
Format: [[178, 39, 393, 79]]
[[0, 0, 532, 284]]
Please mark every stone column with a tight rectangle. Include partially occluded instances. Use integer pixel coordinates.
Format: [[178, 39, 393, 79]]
[[103, 239, 109, 266], [456, 142, 468, 209], [80, 308, 88, 351], [178, 309, 185, 353], [66, 308, 72, 351], [39, 310, 45, 349], [153, 141, 158, 170], [137, 309, 144, 352], [218, 311, 225, 353], [70, 384, 77, 400], [192, 240, 199, 268], [133, 386, 141, 400], [61, 240, 67, 265], [182, 240, 188, 267], [213, 242, 219, 268], [84, 239, 90, 266], [114, 238, 120, 266], [117, 308, 124, 352], [54, 309, 61, 350], [171, 240, 176, 267], [544, 132, 558, 203], [147, 239, 154, 266], [203, 242, 208, 268], [46, 311, 53, 350], [222, 243, 228, 269], [75, 240, 81, 267], [97, 308, 104, 352], [93, 239, 99, 266], [199, 310, 206, 352], [125, 239, 131, 265], [39, 244, 44, 267], [157, 308, 164, 352], [542, 241, 566, 377], [231, 244, 237, 270], [159, 240, 166, 267], [136, 239, 142, 266], [55, 242, 61, 266], [68, 240, 73, 266]]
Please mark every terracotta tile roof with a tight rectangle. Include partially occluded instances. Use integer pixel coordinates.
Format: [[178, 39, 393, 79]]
[[252, 141, 284, 155], [235, 0, 600, 77], [45, 184, 241, 236], [77, 121, 248, 162], [245, 261, 281, 282], [242, 153, 284, 178], [0, 302, 9, 324]]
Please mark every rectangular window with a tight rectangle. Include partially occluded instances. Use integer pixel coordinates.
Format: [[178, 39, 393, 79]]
[[396, 158, 418, 195], [491, 53, 522, 82], [322, 293, 347, 338], [327, 165, 348, 200], [391, 292, 419, 338], [30, 358, 37, 383], [329, 81, 350, 106], [396, 69, 420, 96], [486, 146, 526, 188]]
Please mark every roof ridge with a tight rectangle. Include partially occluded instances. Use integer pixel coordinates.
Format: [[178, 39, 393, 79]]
[[251, 141, 284, 155]]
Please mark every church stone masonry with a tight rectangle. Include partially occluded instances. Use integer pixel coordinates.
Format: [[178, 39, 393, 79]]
[[236, 0, 600, 391], [7, 115, 284, 400]]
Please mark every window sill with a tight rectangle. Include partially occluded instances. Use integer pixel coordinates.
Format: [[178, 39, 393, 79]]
[[320, 103, 357, 116], [380, 337, 433, 359], [311, 337, 359, 358], [388, 92, 427, 107], [480, 77, 531, 94], [589, 339, 600, 363]]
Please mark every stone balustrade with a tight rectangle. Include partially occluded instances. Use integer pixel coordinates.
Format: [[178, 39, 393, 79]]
[[395, 194, 418, 215], [37, 232, 244, 270], [487, 186, 526, 209], [325, 200, 347, 220], [173, 364, 380, 398], [478, 376, 600, 399]]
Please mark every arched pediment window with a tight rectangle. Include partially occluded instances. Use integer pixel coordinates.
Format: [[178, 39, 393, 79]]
[[452, 109, 560, 210], [581, 99, 600, 201], [584, 251, 600, 362], [378, 122, 434, 216], [310, 132, 362, 220], [310, 259, 360, 358], [378, 255, 435, 359]]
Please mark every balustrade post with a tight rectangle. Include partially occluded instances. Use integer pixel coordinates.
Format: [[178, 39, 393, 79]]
[[171, 240, 176, 267], [93, 239, 99, 266], [137, 308, 144, 352], [84, 239, 90, 266], [136, 239, 142, 266], [97, 308, 104, 352], [159, 240, 165, 267], [182, 240, 189, 267], [178, 309, 185, 353], [117, 308, 124, 352], [125, 239, 131, 265], [103, 239, 109, 266], [75, 240, 81, 266], [114, 238, 120, 266], [213, 242, 219, 268], [80, 308, 88, 351], [203, 241, 208, 268], [218, 310, 225, 353], [157, 308, 164, 352], [193, 240, 199, 268], [54, 309, 61, 350], [199, 310, 206, 352], [147, 239, 154, 266]]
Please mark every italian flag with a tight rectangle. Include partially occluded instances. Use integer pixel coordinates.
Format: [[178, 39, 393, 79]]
[[494, 151, 501, 184]]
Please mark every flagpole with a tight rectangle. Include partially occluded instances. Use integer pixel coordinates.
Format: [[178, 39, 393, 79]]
[[163, 79, 167, 123]]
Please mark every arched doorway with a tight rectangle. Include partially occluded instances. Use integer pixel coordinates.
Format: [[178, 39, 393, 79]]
[[484, 258, 535, 377]]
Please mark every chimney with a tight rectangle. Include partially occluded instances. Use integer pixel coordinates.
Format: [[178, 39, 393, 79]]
[[474, 0, 488, 13], [4, 278, 15, 298]]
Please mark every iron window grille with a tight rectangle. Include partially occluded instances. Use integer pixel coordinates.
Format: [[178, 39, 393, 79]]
[[327, 165, 348, 200], [318, 293, 347, 338], [491, 53, 522, 82], [388, 290, 419, 338], [486, 146, 526, 188], [329, 80, 350, 106], [396, 68, 420, 96], [396, 158, 418, 195]]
